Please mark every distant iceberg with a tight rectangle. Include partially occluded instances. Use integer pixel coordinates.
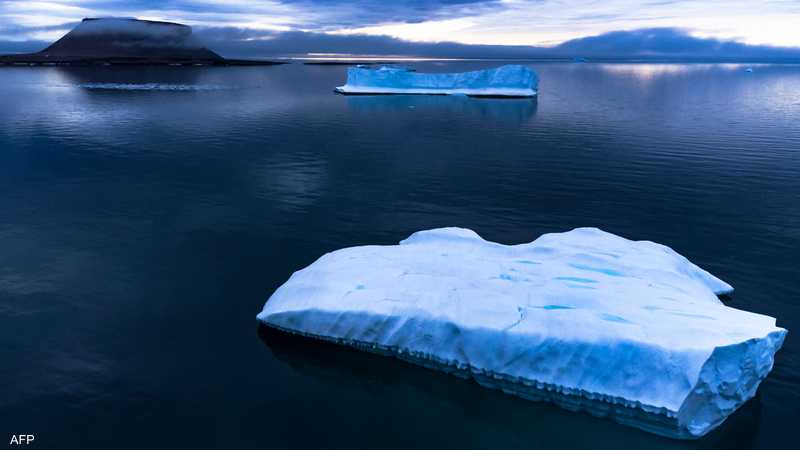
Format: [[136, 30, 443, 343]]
[[257, 227, 786, 439], [335, 65, 538, 97]]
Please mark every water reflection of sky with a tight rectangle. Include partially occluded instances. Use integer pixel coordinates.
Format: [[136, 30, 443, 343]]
[[1, 61, 800, 450], [595, 63, 760, 82], [252, 153, 328, 212]]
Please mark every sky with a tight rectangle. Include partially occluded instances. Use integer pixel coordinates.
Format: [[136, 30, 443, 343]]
[[1, 1, 799, 57]]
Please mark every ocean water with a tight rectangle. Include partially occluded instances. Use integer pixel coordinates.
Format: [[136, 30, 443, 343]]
[[0, 62, 798, 449]]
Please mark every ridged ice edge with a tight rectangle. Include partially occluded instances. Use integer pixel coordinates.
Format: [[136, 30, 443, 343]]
[[677, 329, 787, 437], [257, 311, 786, 440]]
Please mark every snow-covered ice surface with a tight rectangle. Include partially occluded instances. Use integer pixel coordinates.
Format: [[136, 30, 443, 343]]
[[257, 227, 786, 439], [335, 65, 538, 97]]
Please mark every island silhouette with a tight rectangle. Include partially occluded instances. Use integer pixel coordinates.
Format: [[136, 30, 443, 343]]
[[0, 18, 284, 66]]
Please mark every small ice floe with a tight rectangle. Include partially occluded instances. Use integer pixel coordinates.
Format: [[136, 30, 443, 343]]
[[258, 227, 787, 439], [77, 83, 233, 91], [335, 64, 538, 97]]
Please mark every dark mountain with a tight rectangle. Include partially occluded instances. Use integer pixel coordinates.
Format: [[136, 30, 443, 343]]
[[0, 18, 283, 66]]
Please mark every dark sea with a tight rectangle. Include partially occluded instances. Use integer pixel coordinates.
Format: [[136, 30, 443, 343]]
[[0, 61, 798, 449]]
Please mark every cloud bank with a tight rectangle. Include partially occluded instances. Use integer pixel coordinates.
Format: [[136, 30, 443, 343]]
[[2, 1, 800, 47], [5, 25, 799, 62], [0, 1, 799, 59]]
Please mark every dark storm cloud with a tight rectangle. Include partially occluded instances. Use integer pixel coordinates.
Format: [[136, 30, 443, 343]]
[[0, 0, 506, 32], [141, 0, 505, 28], [279, 0, 503, 25]]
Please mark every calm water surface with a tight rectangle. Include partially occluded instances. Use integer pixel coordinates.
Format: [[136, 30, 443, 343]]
[[0, 62, 798, 449]]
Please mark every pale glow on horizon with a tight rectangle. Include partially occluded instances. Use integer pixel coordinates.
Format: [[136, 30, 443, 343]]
[[331, 2, 800, 48]]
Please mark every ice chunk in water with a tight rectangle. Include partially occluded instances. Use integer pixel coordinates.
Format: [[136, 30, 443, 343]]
[[257, 227, 786, 439]]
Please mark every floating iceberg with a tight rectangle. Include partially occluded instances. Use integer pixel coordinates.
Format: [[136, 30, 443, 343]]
[[334, 65, 538, 97], [257, 227, 786, 439]]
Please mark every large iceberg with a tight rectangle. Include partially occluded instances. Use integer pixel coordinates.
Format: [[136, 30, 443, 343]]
[[335, 65, 538, 97], [257, 227, 786, 439]]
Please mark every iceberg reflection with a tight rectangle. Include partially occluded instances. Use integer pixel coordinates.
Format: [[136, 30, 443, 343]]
[[258, 325, 762, 450], [345, 94, 537, 124]]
